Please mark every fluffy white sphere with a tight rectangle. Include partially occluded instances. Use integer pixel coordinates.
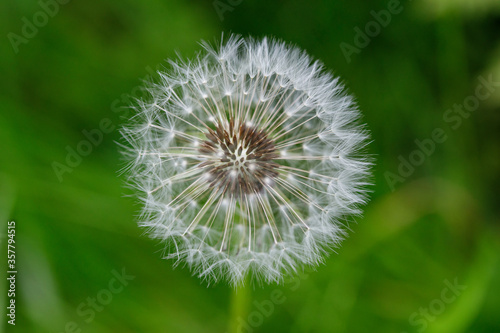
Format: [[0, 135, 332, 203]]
[[121, 35, 372, 286]]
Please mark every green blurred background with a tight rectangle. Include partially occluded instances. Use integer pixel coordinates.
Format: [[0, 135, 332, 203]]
[[1, 0, 500, 332]]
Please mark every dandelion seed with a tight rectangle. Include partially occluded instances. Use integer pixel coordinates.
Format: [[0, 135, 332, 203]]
[[120, 35, 372, 286]]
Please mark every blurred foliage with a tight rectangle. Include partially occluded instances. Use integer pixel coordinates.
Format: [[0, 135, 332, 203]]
[[1, 0, 499, 332]]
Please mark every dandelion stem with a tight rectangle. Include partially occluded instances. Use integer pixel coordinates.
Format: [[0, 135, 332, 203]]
[[228, 277, 251, 333]]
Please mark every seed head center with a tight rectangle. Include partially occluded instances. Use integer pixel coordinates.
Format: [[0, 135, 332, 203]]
[[198, 118, 280, 196]]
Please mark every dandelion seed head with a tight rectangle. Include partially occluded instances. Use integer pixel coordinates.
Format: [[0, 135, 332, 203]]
[[120, 34, 372, 286]]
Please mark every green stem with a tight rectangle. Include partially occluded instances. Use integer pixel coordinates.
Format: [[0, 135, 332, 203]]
[[228, 279, 251, 333]]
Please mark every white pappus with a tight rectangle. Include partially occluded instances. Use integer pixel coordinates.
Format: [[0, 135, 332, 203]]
[[120, 34, 372, 286]]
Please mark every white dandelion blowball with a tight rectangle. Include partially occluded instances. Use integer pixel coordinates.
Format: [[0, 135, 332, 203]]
[[121, 35, 371, 285]]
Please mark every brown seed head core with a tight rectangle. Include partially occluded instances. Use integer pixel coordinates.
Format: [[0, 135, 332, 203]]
[[198, 118, 280, 196]]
